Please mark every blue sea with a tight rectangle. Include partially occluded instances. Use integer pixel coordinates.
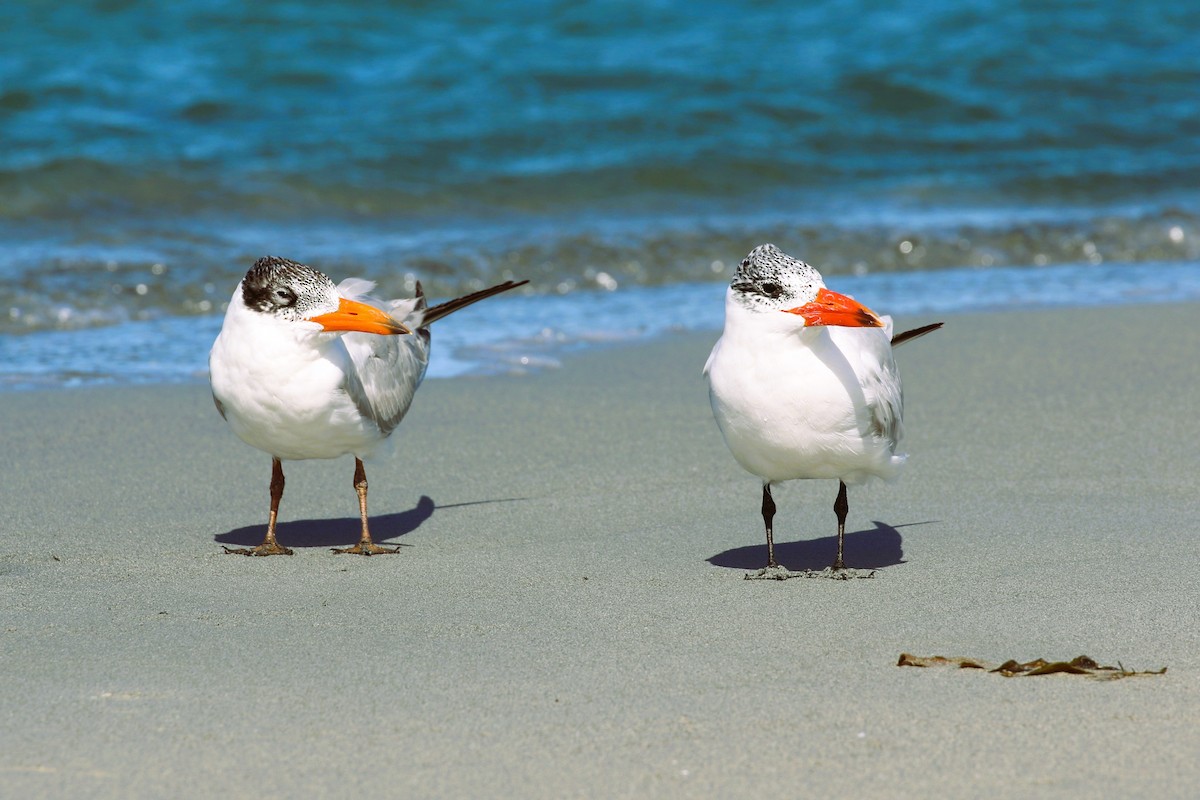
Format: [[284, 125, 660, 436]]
[[2, 0, 1199, 389]]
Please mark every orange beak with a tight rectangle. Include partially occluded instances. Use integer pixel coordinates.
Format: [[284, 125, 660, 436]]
[[308, 297, 411, 335], [783, 287, 884, 328]]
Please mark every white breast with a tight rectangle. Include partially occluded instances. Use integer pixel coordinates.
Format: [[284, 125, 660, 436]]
[[704, 300, 905, 485], [209, 295, 384, 461]]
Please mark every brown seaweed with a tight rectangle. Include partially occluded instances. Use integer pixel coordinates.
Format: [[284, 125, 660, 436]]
[[897, 653, 1166, 681]]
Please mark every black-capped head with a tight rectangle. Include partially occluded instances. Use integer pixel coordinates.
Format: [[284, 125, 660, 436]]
[[728, 244, 883, 328], [729, 244, 824, 313], [239, 256, 340, 322]]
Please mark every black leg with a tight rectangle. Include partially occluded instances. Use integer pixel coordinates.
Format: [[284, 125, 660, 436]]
[[267, 457, 286, 546], [832, 480, 848, 571], [762, 483, 777, 568]]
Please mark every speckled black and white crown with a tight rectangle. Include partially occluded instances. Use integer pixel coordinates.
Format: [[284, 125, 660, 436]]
[[240, 256, 339, 320], [730, 244, 823, 309]]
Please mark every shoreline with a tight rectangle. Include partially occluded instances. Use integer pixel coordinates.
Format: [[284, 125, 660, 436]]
[[6, 256, 1200, 394], [2, 302, 1198, 797]]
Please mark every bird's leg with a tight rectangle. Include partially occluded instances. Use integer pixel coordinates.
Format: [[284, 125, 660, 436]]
[[332, 458, 402, 555], [265, 458, 289, 551], [745, 483, 794, 579], [762, 483, 778, 569], [832, 480, 849, 571], [224, 458, 294, 556]]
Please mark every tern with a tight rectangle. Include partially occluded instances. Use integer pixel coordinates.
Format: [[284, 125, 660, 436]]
[[209, 256, 527, 556], [704, 244, 940, 578]]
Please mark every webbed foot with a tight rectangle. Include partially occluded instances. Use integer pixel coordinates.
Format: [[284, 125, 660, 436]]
[[222, 543, 294, 557], [744, 564, 801, 581], [331, 541, 406, 556]]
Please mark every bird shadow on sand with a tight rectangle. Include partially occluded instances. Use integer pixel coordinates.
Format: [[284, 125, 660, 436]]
[[215, 495, 529, 549], [215, 494, 437, 549], [707, 520, 931, 572]]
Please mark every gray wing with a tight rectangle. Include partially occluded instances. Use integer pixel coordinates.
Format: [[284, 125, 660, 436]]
[[859, 321, 942, 446], [336, 279, 431, 437], [862, 322, 940, 442], [332, 278, 524, 436], [342, 327, 430, 437], [845, 322, 904, 450], [826, 324, 904, 450], [862, 354, 904, 449]]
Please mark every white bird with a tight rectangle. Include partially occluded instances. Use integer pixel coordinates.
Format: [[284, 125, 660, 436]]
[[704, 244, 940, 577], [209, 255, 527, 556]]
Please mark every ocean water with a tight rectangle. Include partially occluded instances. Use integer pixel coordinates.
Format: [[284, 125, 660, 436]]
[[2, 0, 1199, 389]]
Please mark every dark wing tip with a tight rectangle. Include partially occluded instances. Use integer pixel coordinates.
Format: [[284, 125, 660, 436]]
[[420, 279, 529, 327], [891, 321, 944, 347]]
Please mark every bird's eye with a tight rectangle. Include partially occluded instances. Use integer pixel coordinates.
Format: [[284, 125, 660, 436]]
[[760, 282, 782, 298], [273, 288, 296, 306]]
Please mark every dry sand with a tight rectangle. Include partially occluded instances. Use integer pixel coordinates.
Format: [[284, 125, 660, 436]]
[[2, 303, 1198, 797]]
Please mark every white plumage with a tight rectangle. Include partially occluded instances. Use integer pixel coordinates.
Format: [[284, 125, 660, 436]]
[[706, 306, 904, 485], [209, 256, 525, 556], [704, 244, 937, 576]]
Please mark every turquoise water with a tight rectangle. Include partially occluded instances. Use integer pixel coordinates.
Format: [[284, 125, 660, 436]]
[[1, 1, 1198, 387]]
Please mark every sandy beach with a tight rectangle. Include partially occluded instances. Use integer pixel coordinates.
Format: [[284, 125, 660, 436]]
[[2, 302, 1198, 798]]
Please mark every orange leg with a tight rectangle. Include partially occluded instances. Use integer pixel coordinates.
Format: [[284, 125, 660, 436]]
[[224, 458, 294, 556], [332, 458, 402, 556]]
